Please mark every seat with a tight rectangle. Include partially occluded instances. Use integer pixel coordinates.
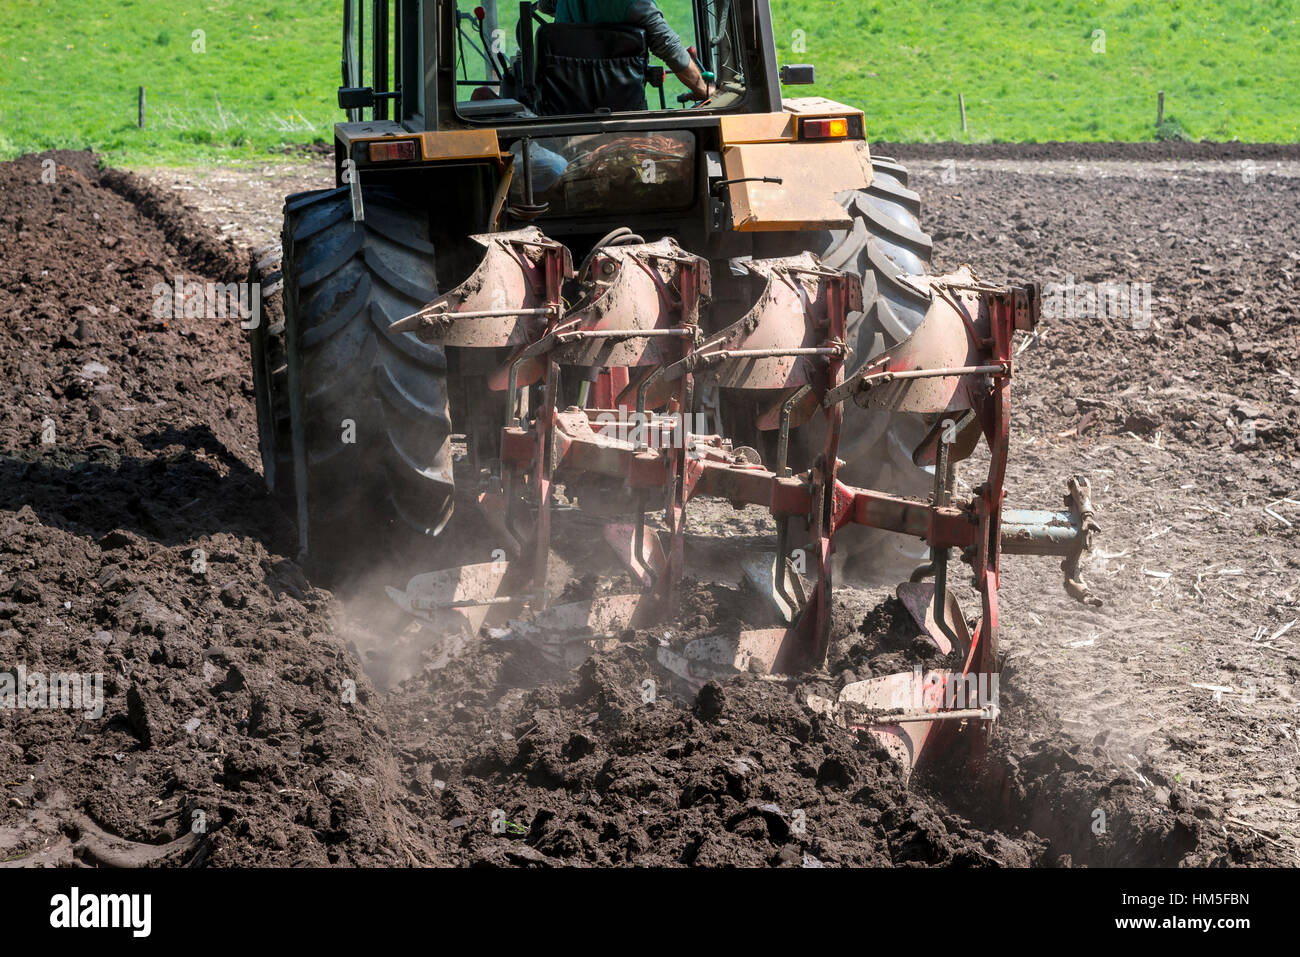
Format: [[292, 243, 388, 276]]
[[535, 22, 648, 115]]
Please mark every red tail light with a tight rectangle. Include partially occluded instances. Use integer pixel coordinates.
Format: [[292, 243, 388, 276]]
[[368, 140, 419, 163], [801, 117, 849, 140]]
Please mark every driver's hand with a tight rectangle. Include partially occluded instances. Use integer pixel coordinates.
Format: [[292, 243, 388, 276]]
[[687, 81, 714, 101]]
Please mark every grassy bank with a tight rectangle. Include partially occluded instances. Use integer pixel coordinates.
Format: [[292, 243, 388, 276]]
[[770, 0, 1299, 142], [0, 0, 1295, 166], [0, 0, 338, 165]]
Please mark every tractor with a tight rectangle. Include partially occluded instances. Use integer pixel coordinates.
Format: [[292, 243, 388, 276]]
[[248, 0, 1099, 774]]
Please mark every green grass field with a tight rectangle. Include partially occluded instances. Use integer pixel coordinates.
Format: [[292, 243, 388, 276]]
[[0, 0, 1296, 166], [0, 0, 339, 165], [771, 0, 1300, 143]]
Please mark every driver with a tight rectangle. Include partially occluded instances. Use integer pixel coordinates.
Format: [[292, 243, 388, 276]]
[[539, 0, 713, 100]]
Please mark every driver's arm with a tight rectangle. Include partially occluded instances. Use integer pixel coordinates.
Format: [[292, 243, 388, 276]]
[[673, 60, 710, 100], [626, 0, 710, 99]]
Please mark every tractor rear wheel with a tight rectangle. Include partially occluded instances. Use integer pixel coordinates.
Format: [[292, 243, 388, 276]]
[[277, 186, 455, 575], [758, 155, 937, 582]]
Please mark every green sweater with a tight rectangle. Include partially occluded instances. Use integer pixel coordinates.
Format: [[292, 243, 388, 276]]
[[550, 0, 692, 71], [555, 0, 635, 20]]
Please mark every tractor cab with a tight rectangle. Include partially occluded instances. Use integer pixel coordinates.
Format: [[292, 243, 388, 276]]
[[449, 0, 751, 119], [337, 1, 764, 123], [329, 0, 876, 250]]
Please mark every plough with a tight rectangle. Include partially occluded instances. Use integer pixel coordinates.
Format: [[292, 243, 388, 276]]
[[384, 226, 1100, 773]]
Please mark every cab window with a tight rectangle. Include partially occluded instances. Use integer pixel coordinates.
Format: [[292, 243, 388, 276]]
[[452, 0, 747, 121]]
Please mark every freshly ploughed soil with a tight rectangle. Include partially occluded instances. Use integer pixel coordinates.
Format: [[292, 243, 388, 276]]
[[0, 145, 1294, 866], [896, 148, 1300, 865]]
